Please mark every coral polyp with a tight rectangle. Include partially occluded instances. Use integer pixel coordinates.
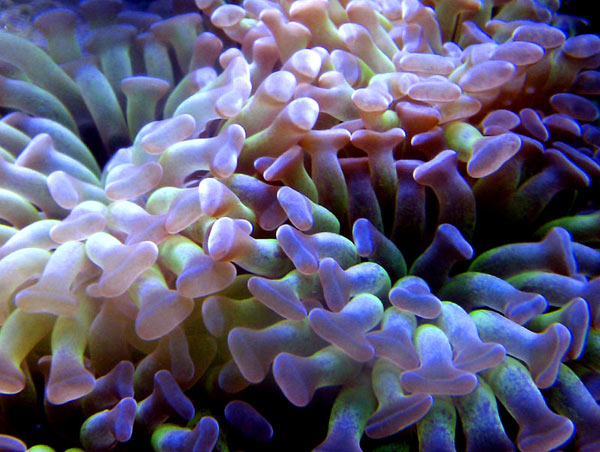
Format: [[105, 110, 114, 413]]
[[0, 0, 599, 450]]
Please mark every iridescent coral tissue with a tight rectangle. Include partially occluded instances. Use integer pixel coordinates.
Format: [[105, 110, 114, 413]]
[[0, 0, 599, 450]]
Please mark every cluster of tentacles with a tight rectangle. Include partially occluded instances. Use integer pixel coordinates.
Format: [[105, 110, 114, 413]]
[[0, 0, 599, 450]]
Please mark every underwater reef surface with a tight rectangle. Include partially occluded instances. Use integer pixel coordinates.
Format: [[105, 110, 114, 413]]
[[0, 0, 599, 450]]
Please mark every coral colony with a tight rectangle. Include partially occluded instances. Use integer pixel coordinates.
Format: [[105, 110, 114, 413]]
[[1, 0, 600, 450]]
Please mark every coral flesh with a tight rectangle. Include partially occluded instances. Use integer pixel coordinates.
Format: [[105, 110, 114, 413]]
[[0, 0, 599, 451]]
